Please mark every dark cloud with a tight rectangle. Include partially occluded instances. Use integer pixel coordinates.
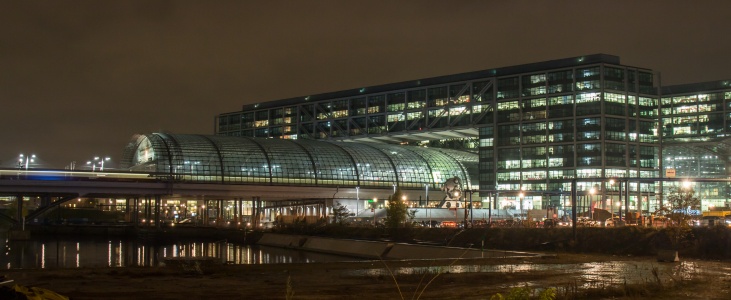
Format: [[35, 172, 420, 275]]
[[1, 0, 730, 168]]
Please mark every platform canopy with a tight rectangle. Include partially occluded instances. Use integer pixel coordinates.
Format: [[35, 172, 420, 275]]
[[121, 133, 477, 190]]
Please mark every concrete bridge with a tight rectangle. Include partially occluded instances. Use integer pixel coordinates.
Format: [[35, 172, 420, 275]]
[[0, 169, 429, 228]]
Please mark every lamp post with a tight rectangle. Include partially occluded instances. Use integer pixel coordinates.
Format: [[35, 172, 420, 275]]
[[401, 195, 408, 227], [609, 179, 622, 221], [608, 179, 615, 211], [463, 190, 469, 228], [487, 191, 492, 224], [608, 199, 614, 220], [589, 187, 596, 220], [87, 156, 111, 171], [373, 197, 377, 226], [518, 191, 525, 221], [468, 190, 473, 226], [425, 184, 430, 227], [355, 186, 359, 217], [18, 154, 36, 170]]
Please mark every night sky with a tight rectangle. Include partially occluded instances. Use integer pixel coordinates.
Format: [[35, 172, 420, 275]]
[[2, 1, 731, 169]]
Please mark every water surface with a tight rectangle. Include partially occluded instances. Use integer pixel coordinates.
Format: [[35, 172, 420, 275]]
[[0, 235, 360, 269]]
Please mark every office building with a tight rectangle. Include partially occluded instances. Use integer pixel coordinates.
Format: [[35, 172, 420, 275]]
[[213, 54, 730, 213]]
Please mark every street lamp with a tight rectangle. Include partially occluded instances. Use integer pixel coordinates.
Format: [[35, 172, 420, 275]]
[[18, 154, 36, 170], [682, 180, 692, 189], [608, 179, 623, 221], [373, 197, 378, 226], [589, 187, 596, 220], [87, 156, 111, 171], [518, 191, 525, 220], [608, 179, 615, 211], [425, 184, 431, 227]]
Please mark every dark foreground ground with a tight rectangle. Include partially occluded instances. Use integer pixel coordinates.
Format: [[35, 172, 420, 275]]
[[3, 253, 730, 300]]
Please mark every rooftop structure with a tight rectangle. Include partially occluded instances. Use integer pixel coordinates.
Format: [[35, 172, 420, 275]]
[[121, 133, 478, 190]]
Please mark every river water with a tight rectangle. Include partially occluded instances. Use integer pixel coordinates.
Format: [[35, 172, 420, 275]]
[[4, 234, 731, 296], [0, 235, 359, 269]]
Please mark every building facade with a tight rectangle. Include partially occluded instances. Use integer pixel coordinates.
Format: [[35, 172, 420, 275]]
[[660, 80, 731, 210], [216, 54, 731, 214]]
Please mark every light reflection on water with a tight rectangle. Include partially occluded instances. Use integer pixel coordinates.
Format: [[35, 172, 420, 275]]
[[346, 260, 724, 289], [349, 263, 573, 277], [5, 235, 729, 289], [0, 237, 360, 269]]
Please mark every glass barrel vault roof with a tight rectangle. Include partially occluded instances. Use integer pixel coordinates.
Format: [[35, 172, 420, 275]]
[[121, 133, 476, 189]]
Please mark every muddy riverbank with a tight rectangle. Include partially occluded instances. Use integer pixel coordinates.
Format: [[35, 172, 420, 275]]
[[4, 253, 730, 299]]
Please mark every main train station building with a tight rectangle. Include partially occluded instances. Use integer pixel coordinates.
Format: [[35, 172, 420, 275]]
[[202, 54, 731, 213]]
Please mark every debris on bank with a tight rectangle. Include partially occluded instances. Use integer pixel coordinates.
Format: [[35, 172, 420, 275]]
[[0, 284, 69, 300]]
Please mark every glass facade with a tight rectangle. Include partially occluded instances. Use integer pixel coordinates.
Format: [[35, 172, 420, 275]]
[[661, 147, 729, 211], [660, 80, 731, 211], [121, 133, 476, 190], [486, 65, 658, 211], [215, 54, 731, 212]]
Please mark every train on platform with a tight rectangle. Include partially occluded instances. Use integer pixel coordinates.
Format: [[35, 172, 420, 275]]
[[0, 168, 158, 182]]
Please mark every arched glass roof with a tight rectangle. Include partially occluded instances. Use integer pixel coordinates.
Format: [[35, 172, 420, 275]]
[[121, 133, 476, 189]]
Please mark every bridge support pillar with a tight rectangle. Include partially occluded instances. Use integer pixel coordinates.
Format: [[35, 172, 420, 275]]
[[250, 197, 255, 228], [232, 198, 237, 226], [252, 196, 261, 228], [125, 198, 129, 222], [41, 195, 51, 207], [130, 198, 136, 227], [135, 197, 140, 226], [142, 196, 147, 227], [239, 198, 244, 225], [235, 198, 242, 227], [203, 200, 208, 226], [218, 200, 223, 226], [154, 195, 161, 229], [16, 195, 23, 226], [145, 196, 151, 227]]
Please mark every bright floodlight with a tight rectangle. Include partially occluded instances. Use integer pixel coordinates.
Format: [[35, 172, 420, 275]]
[[18, 153, 36, 169], [682, 180, 692, 189]]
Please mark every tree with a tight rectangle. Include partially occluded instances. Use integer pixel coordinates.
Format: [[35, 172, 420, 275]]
[[384, 188, 409, 229], [332, 201, 350, 225], [656, 185, 701, 249]]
